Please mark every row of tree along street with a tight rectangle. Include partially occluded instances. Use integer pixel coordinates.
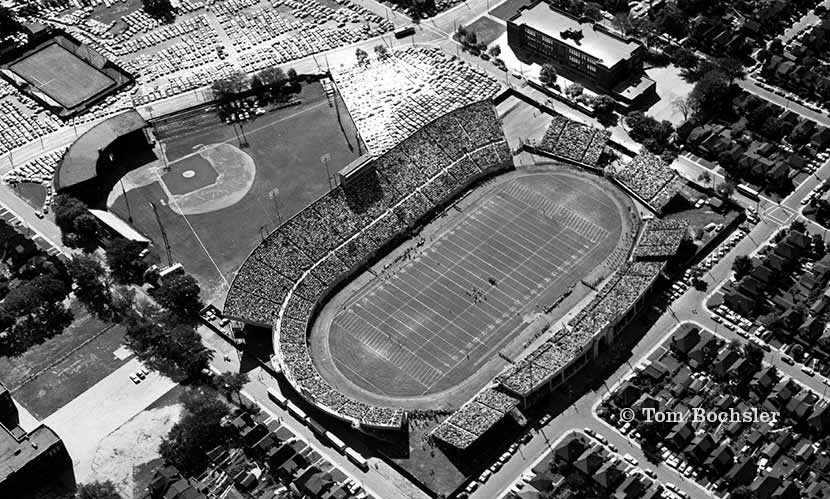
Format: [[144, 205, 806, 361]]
[[50, 193, 255, 499]]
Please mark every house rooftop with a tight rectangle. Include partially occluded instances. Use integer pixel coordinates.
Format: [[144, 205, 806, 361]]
[[510, 3, 640, 67]]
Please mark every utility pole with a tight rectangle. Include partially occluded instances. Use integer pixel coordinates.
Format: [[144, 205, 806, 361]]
[[149, 201, 173, 266]]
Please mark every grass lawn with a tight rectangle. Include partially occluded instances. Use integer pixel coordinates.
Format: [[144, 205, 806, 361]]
[[1, 304, 131, 419], [90, 0, 144, 24], [10, 44, 114, 109], [110, 81, 363, 301], [460, 16, 506, 46], [14, 182, 46, 210]]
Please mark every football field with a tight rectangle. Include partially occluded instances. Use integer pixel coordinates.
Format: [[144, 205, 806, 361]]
[[326, 172, 630, 398]]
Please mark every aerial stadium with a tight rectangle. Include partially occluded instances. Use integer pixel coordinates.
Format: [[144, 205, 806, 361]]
[[223, 92, 684, 453]]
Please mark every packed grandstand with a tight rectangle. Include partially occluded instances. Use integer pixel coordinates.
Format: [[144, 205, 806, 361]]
[[224, 99, 512, 429], [430, 258, 669, 449], [536, 114, 611, 168], [225, 94, 690, 438]]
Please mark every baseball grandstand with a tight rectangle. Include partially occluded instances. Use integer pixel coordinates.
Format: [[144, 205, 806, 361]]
[[223, 93, 687, 455], [0, 29, 134, 118]]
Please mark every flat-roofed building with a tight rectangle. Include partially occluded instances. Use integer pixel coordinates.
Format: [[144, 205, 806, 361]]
[[0, 381, 73, 497], [507, 2, 655, 103]]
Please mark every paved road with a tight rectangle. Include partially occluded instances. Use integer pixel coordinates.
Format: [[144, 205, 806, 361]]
[[738, 78, 830, 127]]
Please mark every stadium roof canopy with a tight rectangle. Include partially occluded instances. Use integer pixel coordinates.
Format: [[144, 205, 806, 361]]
[[55, 110, 147, 191]]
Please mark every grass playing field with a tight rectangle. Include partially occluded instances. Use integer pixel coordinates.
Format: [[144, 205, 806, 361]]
[[321, 170, 630, 401], [9, 44, 114, 109], [109, 82, 363, 300]]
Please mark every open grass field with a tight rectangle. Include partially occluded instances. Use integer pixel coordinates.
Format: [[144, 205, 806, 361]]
[[322, 171, 627, 401], [460, 16, 506, 46], [9, 44, 114, 109], [0, 305, 131, 419], [109, 82, 362, 300]]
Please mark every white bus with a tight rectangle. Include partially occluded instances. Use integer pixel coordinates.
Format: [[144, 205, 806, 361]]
[[345, 447, 369, 471], [326, 431, 346, 453], [736, 184, 760, 200], [267, 387, 287, 407]]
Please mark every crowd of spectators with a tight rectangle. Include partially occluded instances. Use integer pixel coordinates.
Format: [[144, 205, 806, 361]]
[[537, 115, 610, 167], [612, 152, 683, 212], [633, 219, 689, 259], [224, 100, 510, 428], [497, 255, 665, 401], [331, 47, 502, 155], [431, 387, 519, 449]]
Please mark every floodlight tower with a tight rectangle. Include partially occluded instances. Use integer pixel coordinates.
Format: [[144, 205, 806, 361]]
[[149, 201, 173, 266]]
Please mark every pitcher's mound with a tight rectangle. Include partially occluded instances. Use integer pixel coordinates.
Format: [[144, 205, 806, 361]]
[[167, 143, 256, 216]]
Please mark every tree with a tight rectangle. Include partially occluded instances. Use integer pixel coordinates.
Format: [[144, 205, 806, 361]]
[[582, 2, 602, 21], [813, 234, 826, 259], [697, 171, 712, 187], [105, 239, 148, 285], [592, 95, 615, 114], [0, 6, 21, 35], [714, 57, 747, 83], [374, 44, 388, 59], [1, 275, 70, 317], [53, 195, 100, 252], [2, 301, 73, 356], [125, 312, 212, 380], [258, 67, 286, 87], [67, 255, 116, 321], [624, 111, 675, 154], [159, 387, 232, 476], [673, 47, 699, 69], [53, 194, 87, 233], [732, 255, 753, 280], [611, 12, 634, 35], [355, 48, 369, 64], [743, 341, 764, 369], [539, 64, 557, 86], [790, 220, 807, 234], [151, 272, 204, 323], [77, 481, 122, 499], [142, 0, 174, 21], [565, 83, 584, 98], [717, 179, 736, 199], [487, 44, 501, 58], [652, 4, 687, 38], [689, 70, 732, 117], [286, 68, 298, 81], [214, 371, 249, 403], [671, 95, 694, 122], [211, 70, 248, 101]]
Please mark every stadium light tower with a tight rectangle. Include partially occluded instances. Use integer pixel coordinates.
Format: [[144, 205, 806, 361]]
[[149, 201, 173, 266]]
